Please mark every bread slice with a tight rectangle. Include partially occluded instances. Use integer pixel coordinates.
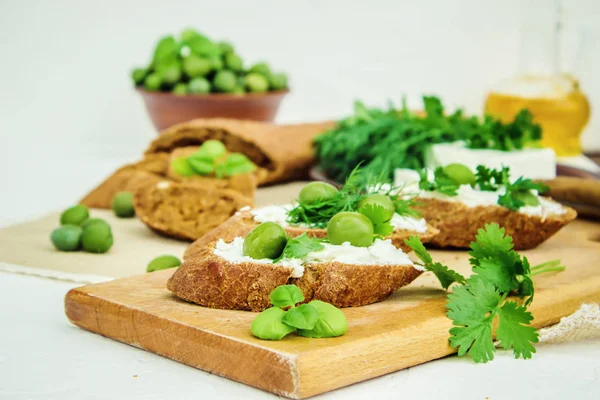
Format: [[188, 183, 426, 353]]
[[415, 197, 577, 250], [183, 209, 439, 260], [133, 180, 253, 241], [168, 241, 422, 311]]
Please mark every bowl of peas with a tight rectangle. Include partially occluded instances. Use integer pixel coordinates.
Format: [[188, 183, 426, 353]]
[[132, 28, 289, 131]]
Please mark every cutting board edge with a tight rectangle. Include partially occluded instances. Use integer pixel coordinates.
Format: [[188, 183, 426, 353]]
[[64, 287, 304, 399]]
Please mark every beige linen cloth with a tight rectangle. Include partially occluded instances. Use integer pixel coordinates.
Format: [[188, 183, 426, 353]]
[[0, 181, 598, 345]]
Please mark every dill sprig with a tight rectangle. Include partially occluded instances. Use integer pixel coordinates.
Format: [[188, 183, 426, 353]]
[[286, 167, 420, 229]]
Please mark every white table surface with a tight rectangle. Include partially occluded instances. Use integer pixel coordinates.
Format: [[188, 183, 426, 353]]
[[2, 154, 600, 400]]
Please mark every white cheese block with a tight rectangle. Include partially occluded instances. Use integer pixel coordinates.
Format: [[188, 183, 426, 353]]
[[424, 141, 557, 180]]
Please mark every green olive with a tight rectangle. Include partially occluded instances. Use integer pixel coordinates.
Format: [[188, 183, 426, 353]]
[[81, 218, 109, 230], [224, 52, 243, 72], [249, 62, 271, 77], [81, 223, 114, 254], [147, 255, 182, 273], [243, 222, 288, 260], [158, 61, 182, 86], [198, 140, 226, 160], [171, 157, 195, 176], [143, 73, 162, 91], [60, 205, 89, 226], [357, 194, 395, 224], [442, 163, 476, 185], [298, 182, 339, 205], [217, 41, 234, 54], [131, 68, 147, 85], [182, 55, 212, 78], [327, 212, 374, 247], [172, 83, 188, 95], [213, 70, 237, 93], [269, 73, 288, 90], [50, 225, 82, 252], [188, 77, 211, 94], [244, 72, 269, 93], [112, 192, 135, 218]]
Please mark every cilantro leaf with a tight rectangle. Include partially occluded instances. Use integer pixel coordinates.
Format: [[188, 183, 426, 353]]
[[447, 276, 502, 363], [468, 223, 514, 265], [274, 233, 324, 263], [498, 177, 549, 211], [496, 301, 538, 359], [358, 203, 389, 225], [472, 257, 519, 293], [373, 221, 395, 236], [404, 236, 466, 289], [474, 165, 510, 191]]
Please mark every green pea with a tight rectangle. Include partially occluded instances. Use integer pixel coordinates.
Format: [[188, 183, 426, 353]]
[[224, 52, 243, 72], [251, 307, 296, 340], [213, 70, 237, 93], [81, 223, 113, 254], [298, 182, 339, 206], [81, 218, 109, 230], [188, 77, 211, 94], [172, 83, 188, 96], [243, 222, 288, 260], [249, 62, 271, 77], [171, 157, 195, 176], [327, 212, 374, 247], [50, 225, 82, 252], [112, 192, 135, 218], [60, 205, 89, 226], [198, 140, 226, 160], [217, 41, 234, 54], [144, 73, 162, 91], [512, 190, 541, 207], [269, 73, 288, 90], [442, 163, 476, 185], [182, 55, 212, 78], [131, 68, 147, 85], [357, 194, 395, 224], [297, 300, 347, 338], [147, 255, 182, 273], [244, 72, 269, 93]]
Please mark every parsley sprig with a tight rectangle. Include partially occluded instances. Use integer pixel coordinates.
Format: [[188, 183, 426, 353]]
[[405, 223, 565, 363]]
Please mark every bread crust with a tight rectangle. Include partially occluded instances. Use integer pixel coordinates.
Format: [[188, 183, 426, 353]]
[[133, 180, 253, 241], [183, 210, 439, 260], [414, 197, 577, 250], [168, 242, 422, 311]]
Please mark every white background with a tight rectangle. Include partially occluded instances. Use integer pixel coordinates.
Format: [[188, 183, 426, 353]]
[[0, 1, 599, 399]]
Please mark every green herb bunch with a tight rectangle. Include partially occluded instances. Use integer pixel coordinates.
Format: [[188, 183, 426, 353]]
[[287, 168, 420, 230], [405, 223, 565, 363], [418, 164, 549, 211], [251, 285, 348, 340], [314, 97, 542, 183]]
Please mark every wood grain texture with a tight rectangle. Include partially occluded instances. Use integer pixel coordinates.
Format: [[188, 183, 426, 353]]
[[65, 219, 600, 398]]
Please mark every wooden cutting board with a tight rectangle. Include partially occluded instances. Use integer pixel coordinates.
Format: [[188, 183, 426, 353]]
[[65, 219, 600, 399]]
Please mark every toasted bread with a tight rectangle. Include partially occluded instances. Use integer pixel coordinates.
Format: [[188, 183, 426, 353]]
[[183, 209, 439, 260], [168, 241, 422, 311], [414, 197, 577, 250], [133, 180, 253, 241]]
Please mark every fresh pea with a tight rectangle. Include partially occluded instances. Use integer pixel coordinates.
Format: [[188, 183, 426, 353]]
[[171, 157, 195, 176], [269, 73, 288, 90], [182, 55, 212, 78], [282, 303, 320, 330], [131, 68, 147, 85], [188, 77, 211, 94], [327, 212, 374, 247], [512, 190, 540, 207], [50, 225, 82, 252], [357, 194, 395, 224], [213, 70, 237, 93], [248, 62, 271, 77], [81, 218, 110, 230], [251, 307, 296, 340], [224, 52, 243, 72], [270, 284, 304, 308], [244, 72, 269, 93], [143, 73, 162, 91], [297, 300, 347, 338], [188, 157, 214, 175], [217, 41, 234, 54], [172, 83, 188, 96], [81, 223, 113, 254], [442, 163, 476, 186], [112, 192, 135, 218], [298, 182, 339, 206], [243, 222, 288, 260], [147, 255, 182, 273], [60, 205, 89, 226]]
